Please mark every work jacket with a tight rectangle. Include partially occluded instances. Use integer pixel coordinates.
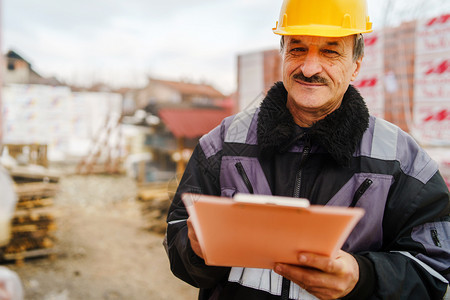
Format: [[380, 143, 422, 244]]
[[165, 82, 450, 299]]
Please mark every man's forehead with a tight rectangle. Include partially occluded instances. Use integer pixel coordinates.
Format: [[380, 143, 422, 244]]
[[286, 35, 350, 46]]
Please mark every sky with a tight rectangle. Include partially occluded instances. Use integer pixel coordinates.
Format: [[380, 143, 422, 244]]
[[2, 0, 449, 95]]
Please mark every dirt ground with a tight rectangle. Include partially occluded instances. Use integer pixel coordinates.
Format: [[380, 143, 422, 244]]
[[4, 173, 199, 300]]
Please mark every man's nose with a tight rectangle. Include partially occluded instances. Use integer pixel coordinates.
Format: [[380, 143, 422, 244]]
[[300, 51, 322, 78]]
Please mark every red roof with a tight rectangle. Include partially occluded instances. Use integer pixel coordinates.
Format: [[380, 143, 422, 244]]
[[159, 109, 231, 139]]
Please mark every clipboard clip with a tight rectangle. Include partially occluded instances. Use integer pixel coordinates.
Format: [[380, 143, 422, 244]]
[[234, 193, 310, 208]]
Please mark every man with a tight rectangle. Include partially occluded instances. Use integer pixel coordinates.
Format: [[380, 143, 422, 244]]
[[165, 0, 450, 299]]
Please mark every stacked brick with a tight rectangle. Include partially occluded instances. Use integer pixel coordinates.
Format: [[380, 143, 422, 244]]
[[263, 49, 282, 94], [383, 21, 417, 133]]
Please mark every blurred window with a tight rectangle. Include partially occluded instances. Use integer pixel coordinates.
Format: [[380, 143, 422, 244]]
[[7, 61, 15, 70]]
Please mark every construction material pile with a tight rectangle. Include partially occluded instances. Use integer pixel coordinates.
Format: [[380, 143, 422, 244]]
[[138, 180, 178, 235], [1, 167, 60, 264]]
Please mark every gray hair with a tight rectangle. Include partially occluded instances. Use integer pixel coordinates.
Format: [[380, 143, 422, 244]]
[[353, 34, 364, 61], [280, 34, 365, 62]]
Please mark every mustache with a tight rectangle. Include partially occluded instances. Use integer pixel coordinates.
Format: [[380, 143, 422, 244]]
[[293, 73, 328, 84]]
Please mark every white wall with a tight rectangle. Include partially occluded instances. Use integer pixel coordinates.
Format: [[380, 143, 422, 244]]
[[238, 52, 265, 112], [2, 84, 123, 161]]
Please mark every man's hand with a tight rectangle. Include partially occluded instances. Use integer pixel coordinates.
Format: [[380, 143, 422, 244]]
[[187, 217, 204, 259], [274, 250, 359, 300]]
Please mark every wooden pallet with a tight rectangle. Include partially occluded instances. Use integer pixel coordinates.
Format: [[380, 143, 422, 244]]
[[3, 165, 61, 265], [8, 166, 60, 183], [8, 185, 58, 264], [15, 182, 59, 198], [17, 197, 54, 209], [13, 206, 55, 220], [2, 248, 58, 266], [11, 222, 56, 233], [2, 144, 49, 168]]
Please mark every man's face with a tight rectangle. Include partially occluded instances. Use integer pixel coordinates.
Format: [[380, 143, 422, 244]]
[[282, 35, 362, 121]]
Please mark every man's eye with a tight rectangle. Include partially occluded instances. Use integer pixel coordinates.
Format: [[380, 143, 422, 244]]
[[322, 49, 339, 56], [291, 47, 307, 53]]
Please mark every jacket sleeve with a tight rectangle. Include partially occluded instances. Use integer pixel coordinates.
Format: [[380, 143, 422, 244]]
[[164, 143, 230, 288], [348, 171, 450, 300]]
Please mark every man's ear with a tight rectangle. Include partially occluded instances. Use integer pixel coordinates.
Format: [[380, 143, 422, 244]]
[[351, 56, 363, 81]]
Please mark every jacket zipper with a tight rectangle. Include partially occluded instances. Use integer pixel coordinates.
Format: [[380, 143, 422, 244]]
[[350, 178, 373, 207], [282, 143, 311, 300], [235, 162, 254, 194], [293, 145, 311, 198], [431, 229, 441, 247]]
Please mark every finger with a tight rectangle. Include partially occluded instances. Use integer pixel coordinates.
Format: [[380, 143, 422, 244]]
[[274, 264, 349, 299], [187, 218, 203, 258], [186, 218, 196, 235], [275, 263, 329, 287], [297, 253, 342, 274]]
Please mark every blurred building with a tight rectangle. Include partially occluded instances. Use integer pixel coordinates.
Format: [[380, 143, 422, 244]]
[[3, 50, 61, 86], [123, 78, 235, 183], [1, 49, 236, 181], [1, 50, 123, 166], [135, 78, 226, 109], [237, 49, 281, 111]]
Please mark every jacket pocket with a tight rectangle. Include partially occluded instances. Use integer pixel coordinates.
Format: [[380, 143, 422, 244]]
[[220, 156, 272, 196], [350, 178, 373, 207], [328, 173, 394, 252], [411, 218, 450, 276], [235, 161, 254, 194]]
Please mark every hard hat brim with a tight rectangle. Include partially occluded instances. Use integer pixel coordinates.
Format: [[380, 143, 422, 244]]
[[273, 25, 373, 37]]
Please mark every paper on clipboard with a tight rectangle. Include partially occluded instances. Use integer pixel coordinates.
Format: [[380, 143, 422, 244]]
[[182, 193, 365, 269]]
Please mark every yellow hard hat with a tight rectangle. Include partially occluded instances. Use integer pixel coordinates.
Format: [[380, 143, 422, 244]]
[[273, 0, 373, 37]]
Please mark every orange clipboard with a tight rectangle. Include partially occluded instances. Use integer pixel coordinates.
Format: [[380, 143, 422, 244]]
[[182, 193, 365, 269]]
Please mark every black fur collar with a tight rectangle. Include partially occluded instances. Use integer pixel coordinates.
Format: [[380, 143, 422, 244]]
[[257, 81, 369, 166]]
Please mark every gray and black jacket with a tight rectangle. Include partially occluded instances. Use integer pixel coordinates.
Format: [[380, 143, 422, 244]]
[[165, 82, 450, 299]]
